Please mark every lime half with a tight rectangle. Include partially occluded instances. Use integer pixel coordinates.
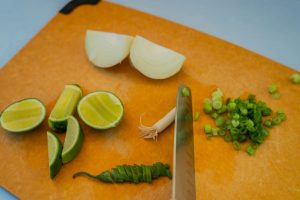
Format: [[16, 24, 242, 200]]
[[62, 116, 83, 164], [77, 91, 124, 130], [48, 84, 82, 132], [47, 131, 63, 179], [0, 98, 46, 133]]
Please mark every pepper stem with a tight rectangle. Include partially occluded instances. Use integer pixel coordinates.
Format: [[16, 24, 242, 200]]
[[73, 171, 97, 180]]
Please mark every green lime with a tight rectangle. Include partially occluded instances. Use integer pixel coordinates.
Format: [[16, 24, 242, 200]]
[[48, 84, 82, 132], [0, 98, 46, 133], [77, 91, 124, 130], [62, 116, 83, 164], [47, 131, 63, 179]]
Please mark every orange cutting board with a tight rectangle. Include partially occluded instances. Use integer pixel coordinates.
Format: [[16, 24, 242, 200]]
[[0, 2, 299, 199]]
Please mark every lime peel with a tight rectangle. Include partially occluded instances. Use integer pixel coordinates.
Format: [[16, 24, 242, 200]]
[[0, 98, 46, 133], [77, 91, 124, 130], [62, 116, 83, 164], [47, 131, 63, 179], [48, 84, 82, 132]]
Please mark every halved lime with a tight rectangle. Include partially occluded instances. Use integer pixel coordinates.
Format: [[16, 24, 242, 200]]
[[62, 116, 83, 164], [48, 84, 82, 132], [47, 131, 63, 179], [0, 98, 46, 133], [77, 91, 124, 130]]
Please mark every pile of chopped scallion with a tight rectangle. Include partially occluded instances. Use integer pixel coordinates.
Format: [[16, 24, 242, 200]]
[[203, 88, 286, 156]]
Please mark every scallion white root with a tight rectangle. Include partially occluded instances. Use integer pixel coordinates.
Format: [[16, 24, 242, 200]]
[[139, 107, 176, 140]]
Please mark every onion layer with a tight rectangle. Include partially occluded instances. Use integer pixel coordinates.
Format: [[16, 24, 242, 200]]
[[129, 36, 186, 79], [85, 30, 133, 68]]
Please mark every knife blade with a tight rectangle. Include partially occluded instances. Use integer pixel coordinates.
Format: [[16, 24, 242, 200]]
[[172, 84, 196, 200]]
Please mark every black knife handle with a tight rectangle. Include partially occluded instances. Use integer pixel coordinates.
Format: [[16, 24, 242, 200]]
[[60, 0, 101, 14]]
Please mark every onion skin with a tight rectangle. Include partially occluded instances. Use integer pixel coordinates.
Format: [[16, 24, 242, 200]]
[[129, 35, 186, 79], [85, 30, 133, 68]]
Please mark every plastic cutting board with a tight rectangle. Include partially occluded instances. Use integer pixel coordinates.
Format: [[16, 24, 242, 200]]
[[0, 2, 299, 199]]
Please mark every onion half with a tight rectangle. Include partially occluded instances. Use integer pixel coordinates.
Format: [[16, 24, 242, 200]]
[[85, 30, 133, 68], [129, 36, 186, 79]]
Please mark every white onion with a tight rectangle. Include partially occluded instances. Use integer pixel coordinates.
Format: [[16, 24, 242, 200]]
[[129, 35, 186, 79], [85, 30, 133, 68]]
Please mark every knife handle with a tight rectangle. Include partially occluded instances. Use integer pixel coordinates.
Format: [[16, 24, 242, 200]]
[[60, 0, 101, 14]]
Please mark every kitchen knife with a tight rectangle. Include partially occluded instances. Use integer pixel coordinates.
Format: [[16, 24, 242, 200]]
[[172, 84, 196, 200]]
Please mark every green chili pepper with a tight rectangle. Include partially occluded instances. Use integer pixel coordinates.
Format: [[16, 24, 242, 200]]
[[111, 168, 123, 183], [73, 162, 172, 184], [124, 165, 133, 180], [117, 165, 129, 181], [131, 166, 139, 183]]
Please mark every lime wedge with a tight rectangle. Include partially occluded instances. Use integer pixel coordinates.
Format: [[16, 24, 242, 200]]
[[47, 131, 63, 179], [62, 116, 83, 164], [48, 84, 82, 132], [77, 91, 124, 130], [0, 98, 46, 133]]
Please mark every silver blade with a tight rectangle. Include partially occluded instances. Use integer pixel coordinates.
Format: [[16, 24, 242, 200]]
[[172, 84, 196, 200]]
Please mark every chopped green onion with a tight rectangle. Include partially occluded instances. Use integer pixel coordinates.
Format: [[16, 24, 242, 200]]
[[261, 127, 269, 137], [267, 83, 280, 99], [264, 120, 272, 127], [193, 112, 200, 121], [218, 129, 226, 136], [210, 112, 219, 119], [224, 134, 232, 142], [290, 73, 300, 84], [217, 105, 227, 114], [268, 83, 278, 94], [211, 88, 223, 110], [277, 111, 286, 121], [246, 103, 254, 109], [204, 124, 212, 134], [232, 141, 241, 150], [238, 134, 247, 142], [202, 88, 286, 156], [230, 132, 239, 141], [212, 88, 223, 99], [246, 144, 257, 156], [233, 113, 240, 120], [228, 102, 236, 111], [240, 107, 248, 115], [245, 119, 255, 131], [271, 117, 281, 125], [181, 88, 190, 97], [212, 99, 222, 110], [231, 120, 239, 128], [270, 111, 286, 126], [215, 116, 225, 127], [212, 128, 219, 136], [203, 99, 213, 114], [262, 107, 272, 116]]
